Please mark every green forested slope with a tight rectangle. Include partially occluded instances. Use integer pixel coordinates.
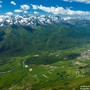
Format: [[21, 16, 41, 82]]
[[0, 24, 90, 54]]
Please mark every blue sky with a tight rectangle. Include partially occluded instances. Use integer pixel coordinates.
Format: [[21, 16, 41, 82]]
[[0, 0, 90, 17]]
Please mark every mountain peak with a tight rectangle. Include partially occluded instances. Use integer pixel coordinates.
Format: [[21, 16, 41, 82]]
[[0, 14, 90, 27]]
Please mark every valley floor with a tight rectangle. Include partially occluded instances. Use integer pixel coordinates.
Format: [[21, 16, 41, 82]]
[[0, 46, 90, 90]]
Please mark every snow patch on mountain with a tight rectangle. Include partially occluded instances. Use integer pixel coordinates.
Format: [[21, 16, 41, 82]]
[[0, 14, 90, 27]]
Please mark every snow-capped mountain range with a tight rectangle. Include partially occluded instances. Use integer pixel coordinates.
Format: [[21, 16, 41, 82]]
[[0, 14, 90, 27]]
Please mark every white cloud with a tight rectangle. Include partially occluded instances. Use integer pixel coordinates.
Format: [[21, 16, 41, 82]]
[[31, 4, 90, 15], [63, 0, 90, 4], [20, 4, 30, 10], [10, 1, 16, 5], [0, 18, 3, 22], [6, 12, 13, 16], [31, 4, 38, 10], [24, 11, 28, 13], [34, 11, 39, 14], [14, 9, 22, 13]]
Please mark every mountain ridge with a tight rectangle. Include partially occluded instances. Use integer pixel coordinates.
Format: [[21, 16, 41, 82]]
[[0, 22, 90, 54], [0, 14, 90, 27]]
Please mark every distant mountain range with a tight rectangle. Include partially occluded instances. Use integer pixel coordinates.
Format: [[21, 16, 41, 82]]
[[0, 15, 90, 54], [0, 14, 90, 27]]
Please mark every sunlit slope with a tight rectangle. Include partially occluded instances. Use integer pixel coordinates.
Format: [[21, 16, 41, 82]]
[[0, 24, 90, 53]]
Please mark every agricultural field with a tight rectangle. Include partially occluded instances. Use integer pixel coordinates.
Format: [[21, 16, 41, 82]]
[[0, 45, 90, 90]]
